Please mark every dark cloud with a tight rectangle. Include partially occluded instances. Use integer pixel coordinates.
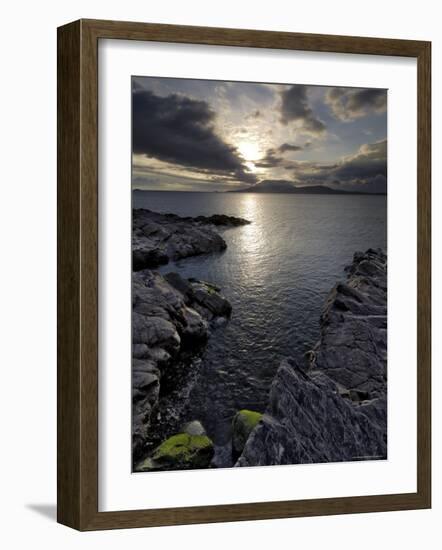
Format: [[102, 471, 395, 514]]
[[280, 85, 326, 134], [326, 88, 387, 121], [255, 142, 303, 169], [254, 149, 283, 169], [278, 143, 303, 153], [249, 137, 386, 193], [293, 139, 387, 193], [132, 88, 255, 183], [233, 168, 257, 184], [333, 140, 386, 181]]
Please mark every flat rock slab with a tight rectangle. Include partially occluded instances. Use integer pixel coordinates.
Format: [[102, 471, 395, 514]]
[[132, 208, 250, 270], [313, 248, 387, 396]]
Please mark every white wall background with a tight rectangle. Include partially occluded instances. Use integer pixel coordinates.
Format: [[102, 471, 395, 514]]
[[0, 0, 440, 547]]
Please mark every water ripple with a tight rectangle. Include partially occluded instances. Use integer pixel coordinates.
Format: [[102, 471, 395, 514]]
[[134, 191, 387, 448]]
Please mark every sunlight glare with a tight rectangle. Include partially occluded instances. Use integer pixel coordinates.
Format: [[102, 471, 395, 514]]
[[237, 140, 261, 162], [240, 193, 258, 220]]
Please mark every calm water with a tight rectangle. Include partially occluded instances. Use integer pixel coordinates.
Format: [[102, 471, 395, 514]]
[[133, 190, 387, 458]]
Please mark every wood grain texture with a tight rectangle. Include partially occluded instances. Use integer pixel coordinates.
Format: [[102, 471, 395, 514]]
[[84, 18, 427, 57], [57, 20, 81, 529], [57, 19, 431, 531], [416, 42, 431, 507]]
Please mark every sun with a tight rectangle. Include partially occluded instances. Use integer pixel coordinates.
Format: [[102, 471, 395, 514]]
[[237, 140, 261, 163]]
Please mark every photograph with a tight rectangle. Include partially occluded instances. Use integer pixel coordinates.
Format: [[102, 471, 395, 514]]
[[131, 76, 388, 472]]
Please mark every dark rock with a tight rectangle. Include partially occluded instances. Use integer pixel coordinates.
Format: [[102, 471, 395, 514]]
[[136, 432, 214, 471], [132, 269, 232, 464], [133, 248, 169, 271], [315, 248, 387, 395], [232, 410, 263, 457], [237, 359, 386, 466], [188, 277, 220, 292], [192, 213, 251, 227], [237, 248, 387, 467], [132, 208, 249, 270], [190, 280, 232, 318], [132, 359, 161, 458], [180, 306, 208, 346], [131, 209, 247, 467], [164, 272, 192, 297]]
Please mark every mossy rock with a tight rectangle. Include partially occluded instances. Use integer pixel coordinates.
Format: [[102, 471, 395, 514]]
[[138, 433, 214, 471], [232, 409, 263, 457]]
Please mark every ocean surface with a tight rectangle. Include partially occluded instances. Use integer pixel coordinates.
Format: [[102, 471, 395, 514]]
[[133, 190, 387, 461]]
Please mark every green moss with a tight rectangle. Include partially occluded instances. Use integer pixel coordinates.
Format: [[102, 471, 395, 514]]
[[236, 409, 262, 430], [147, 432, 214, 470], [153, 433, 211, 460], [203, 283, 218, 295], [232, 410, 263, 456]]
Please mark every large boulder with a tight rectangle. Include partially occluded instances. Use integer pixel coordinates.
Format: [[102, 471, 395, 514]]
[[236, 359, 387, 467], [190, 280, 232, 319], [137, 432, 214, 471], [165, 272, 232, 319], [232, 410, 263, 457]]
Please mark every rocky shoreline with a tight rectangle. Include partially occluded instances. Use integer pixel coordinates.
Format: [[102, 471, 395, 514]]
[[132, 209, 250, 468], [237, 248, 387, 466], [132, 208, 250, 271], [132, 208, 387, 471]]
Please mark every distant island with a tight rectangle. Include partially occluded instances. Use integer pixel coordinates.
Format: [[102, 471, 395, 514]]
[[132, 180, 387, 196], [228, 180, 386, 195]]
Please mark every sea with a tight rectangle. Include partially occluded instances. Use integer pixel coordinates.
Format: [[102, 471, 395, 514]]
[[133, 190, 387, 461]]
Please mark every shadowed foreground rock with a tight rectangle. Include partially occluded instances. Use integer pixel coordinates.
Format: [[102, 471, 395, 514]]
[[132, 270, 231, 464], [133, 208, 250, 271], [237, 248, 387, 467], [137, 420, 214, 471], [138, 433, 214, 472], [232, 410, 263, 457], [132, 208, 249, 469]]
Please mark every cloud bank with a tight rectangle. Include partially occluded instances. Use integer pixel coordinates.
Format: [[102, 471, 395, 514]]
[[280, 85, 326, 135], [293, 139, 387, 193], [132, 77, 387, 193], [132, 88, 256, 184], [325, 88, 387, 121]]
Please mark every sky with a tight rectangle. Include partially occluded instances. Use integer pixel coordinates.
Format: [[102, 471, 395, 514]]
[[132, 76, 387, 193]]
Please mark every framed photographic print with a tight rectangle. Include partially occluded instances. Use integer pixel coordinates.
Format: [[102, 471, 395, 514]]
[[57, 19, 431, 530]]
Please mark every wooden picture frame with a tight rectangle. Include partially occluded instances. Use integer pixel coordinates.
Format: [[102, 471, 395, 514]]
[[57, 18, 431, 531]]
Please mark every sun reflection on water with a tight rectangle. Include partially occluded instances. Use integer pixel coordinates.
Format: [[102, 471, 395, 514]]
[[240, 193, 258, 222], [234, 194, 270, 287]]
